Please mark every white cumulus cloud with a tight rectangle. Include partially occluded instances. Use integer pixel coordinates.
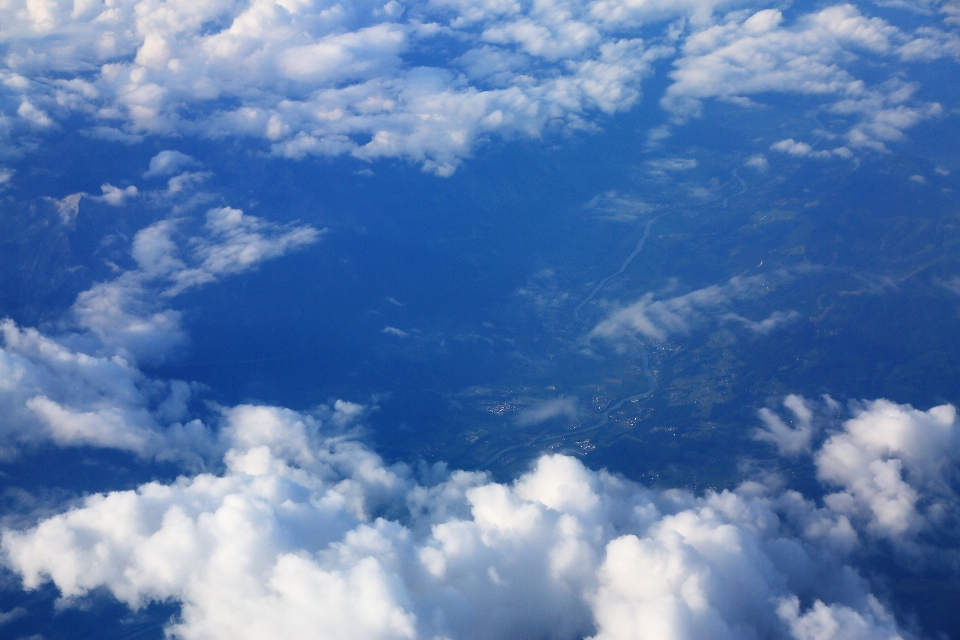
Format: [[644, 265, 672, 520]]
[[816, 399, 959, 542], [144, 150, 199, 178], [661, 5, 955, 152], [7, 391, 960, 639], [0, 319, 211, 463], [1, 1, 954, 171]]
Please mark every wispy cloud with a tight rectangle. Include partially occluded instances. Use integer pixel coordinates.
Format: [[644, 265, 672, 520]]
[[722, 309, 800, 335], [515, 397, 578, 426], [585, 191, 654, 222], [590, 273, 798, 343], [770, 139, 852, 160], [0, 170, 322, 459], [647, 157, 698, 175], [72, 207, 321, 363]]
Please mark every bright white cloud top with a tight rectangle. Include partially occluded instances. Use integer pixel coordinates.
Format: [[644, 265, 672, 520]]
[[3, 393, 957, 639], [2, 0, 958, 172]]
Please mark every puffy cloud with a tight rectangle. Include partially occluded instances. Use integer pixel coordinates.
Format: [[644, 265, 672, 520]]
[[95, 182, 139, 205], [662, 5, 954, 152], [754, 395, 960, 548], [166, 170, 212, 194], [584, 191, 654, 222], [816, 400, 958, 542], [3, 0, 952, 172], [722, 309, 800, 335], [16, 100, 53, 128], [776, 596, 904, 640], [3, 404, 931, 640], [895, 15, 960, 60], [754, 394, 817, 456], [0, 181, 321, 458], [0, 319, 212, 463], [144, 150, 199, 178], [586, 0, 740, 29], [0, 203, 953, 634], [744, 154, 768, 171], [0, 8, 959, 637], [0, 0, 668, 174]]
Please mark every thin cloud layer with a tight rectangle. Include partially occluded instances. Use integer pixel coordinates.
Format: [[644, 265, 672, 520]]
[[1, 1, 957, 170], [722, 310, 800, 335], [589, 273, 798, 343], [5, 394, 959, 639], [515, 397, 579, 426], [0, 319, 212, 463], [72, 206, 321, 363], [584, 191, 654, 222]]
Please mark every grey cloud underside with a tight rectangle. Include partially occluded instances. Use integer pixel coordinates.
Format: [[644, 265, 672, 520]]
[[2, 0, 958, 172]]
